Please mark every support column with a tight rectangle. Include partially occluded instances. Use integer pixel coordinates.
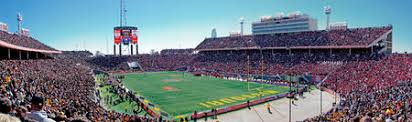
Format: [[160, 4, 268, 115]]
[[8, 48, 11, 59], [26, 51, 29, 59], [349, 49, 352, 56], [119, 44, 122, 56], [131, 44, 134, 55], [289, 49, 292, 55], [309, 49, 312, 56], [329, 49, 332, 56], [19, 51, 22, 60], [36, 53, 39, 59], [136, 43, 139, 55], [113, 44, 116, 56]]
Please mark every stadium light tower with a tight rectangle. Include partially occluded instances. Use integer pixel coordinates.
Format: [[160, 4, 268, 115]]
[[120, 0, 124, 27], [240, 17, 244, 35], [17, 12, 23, 34], [114, 0, 139, 56], [324, 6, 332, 30]]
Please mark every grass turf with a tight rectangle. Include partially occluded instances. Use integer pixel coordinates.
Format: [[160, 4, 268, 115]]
[[119, 71, 290, 117]]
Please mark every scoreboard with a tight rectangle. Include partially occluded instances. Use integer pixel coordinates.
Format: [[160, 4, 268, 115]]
[[114, 26, 138, 45]]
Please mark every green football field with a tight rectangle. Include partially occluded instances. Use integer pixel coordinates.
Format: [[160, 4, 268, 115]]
[[119, 71, 290, 118]]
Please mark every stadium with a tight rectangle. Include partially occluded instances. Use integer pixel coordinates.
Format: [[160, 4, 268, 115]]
[[1, 1, 412, 122]]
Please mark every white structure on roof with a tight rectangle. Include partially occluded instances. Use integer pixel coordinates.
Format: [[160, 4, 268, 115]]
[[229, 31, 241, 37], [329, 22, 348, 30], [21, 28, 30, 37], [211, 28, 217, 38], [252, 12, 318, 35], [0, 22, 8, 32]]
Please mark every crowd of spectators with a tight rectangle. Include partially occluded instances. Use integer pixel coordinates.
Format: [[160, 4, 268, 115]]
[[2, 24, 410, 121], [160, 49, 194, 55], [305, 54, 412, 121], [192, 52, 412, 121], [85, 55, 140, 71], [193, 41, 412, 122], [0, 31, 57, 51], [138, 54, 192, 72], [196, 26, 391, 50], [192, 48, 376, 78], [1, 50, 410, 121], [84, 53, 192, 72], [58, 51, 93, 59], [0, 58, 158, 122]]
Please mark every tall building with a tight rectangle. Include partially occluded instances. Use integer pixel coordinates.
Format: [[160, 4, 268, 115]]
[[252, 12, 317, 35]]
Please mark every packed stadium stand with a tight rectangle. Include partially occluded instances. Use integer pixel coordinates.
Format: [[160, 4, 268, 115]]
[[193, 26, 392, 78], [198, 27, 391, 49], [306, 54, 412, 121], [160, 48, 194, 55], [0, 31, 61, 59], [0, 31, 156, 121], [1, 25, 412, 121]]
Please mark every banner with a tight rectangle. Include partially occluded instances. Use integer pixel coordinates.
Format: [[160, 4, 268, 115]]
[[114, 29, 121, 44], [132, 30, 138, 44]]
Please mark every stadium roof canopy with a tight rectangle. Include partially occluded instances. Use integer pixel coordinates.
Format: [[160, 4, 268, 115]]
[[0, 31, 61, 54], [195, 26, 392, 51]]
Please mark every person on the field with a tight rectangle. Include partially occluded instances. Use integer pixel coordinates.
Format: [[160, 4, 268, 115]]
[[266, 103, 272, 114], [214, 108, 218, 119], [184, 117, 189, 122], [210, 109, 215, 119], [192, 110, 197, 122], [204, 112, 208, 121], [247, 100, 251, 110]]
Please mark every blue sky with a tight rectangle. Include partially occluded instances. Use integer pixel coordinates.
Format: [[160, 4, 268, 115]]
[[1, 0, 411, 54]]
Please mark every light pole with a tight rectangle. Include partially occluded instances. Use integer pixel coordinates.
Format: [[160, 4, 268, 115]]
[[288, 73, 292, 122], [320, 84, 323, 116], [334, 79, 337, 106], [287, 52, 292, 122]]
